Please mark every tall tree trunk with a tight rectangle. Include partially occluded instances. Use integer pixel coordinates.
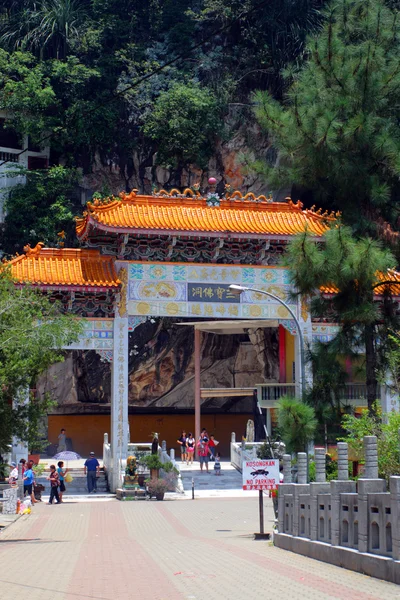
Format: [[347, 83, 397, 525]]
[[365, 323, 377, 414]]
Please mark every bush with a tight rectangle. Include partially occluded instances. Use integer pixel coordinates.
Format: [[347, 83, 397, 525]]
[[277, 396, 317, 453]]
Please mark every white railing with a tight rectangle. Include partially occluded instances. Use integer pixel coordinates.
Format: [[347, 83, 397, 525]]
[[257, 383, 381, 406], [230, 433, 264, 472]]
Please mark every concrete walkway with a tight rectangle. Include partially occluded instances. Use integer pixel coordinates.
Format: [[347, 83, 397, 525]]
[[0, 496, 398, 599]]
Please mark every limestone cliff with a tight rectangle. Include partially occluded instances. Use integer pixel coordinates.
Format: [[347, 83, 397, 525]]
[[37, 318, 279, 412]]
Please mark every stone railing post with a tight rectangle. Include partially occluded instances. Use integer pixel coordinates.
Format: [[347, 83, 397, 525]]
[[358, 435, 384, 553], [231, 432, 236, 443], [315, 448, 326, 483], [104, 433, 109, 445], [362, 435, 378, 479], [283, 454, 292, 483], [293, 452, 309, 537], [297, 453, 307, 484], [390, 476, 400, 560], [337, 442, 348, 480], [170, 448, 175, 461], [162, 440, 167, 452]]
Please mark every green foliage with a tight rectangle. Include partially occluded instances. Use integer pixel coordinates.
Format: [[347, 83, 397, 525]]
[[0, 1, 326, 176], [341, 406, 400, 482], [143, 82, 223, 168], [2, 166, 81, 255], [379, 330, 400, 400], [0, 0, 87, 60], [256, 441, 273, 459], [285, 225, 398, 411], [277, 395, 317, 453], [161, 460, 179, 475], [0, 269, 81, 452], [305, 342, 348, 423], [141, 454, 164, 470], [254, 0, 400, 232], [0, 49, 56, 142], [308, 453, 338, 482]]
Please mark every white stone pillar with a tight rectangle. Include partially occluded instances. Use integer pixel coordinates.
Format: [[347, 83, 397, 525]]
[[266, 408, 272, 438], [111, 315, 129, 492], [12, 388, 29, 464], [381, 374, 399, 415]]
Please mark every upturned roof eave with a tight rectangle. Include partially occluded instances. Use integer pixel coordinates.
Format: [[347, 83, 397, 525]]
[[77, 216, 323, 242]]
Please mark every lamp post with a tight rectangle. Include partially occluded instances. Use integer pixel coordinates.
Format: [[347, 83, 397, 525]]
[[228, 284, 306, 397]]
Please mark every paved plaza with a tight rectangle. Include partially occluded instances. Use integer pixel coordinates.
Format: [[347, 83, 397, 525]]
[[1, 494, 399, 600]]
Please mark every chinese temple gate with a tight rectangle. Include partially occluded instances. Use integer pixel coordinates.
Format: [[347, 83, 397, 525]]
[[8, 188, 400, 490]]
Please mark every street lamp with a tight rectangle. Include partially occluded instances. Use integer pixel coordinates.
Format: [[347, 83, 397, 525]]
[[229, 284, 306, 396]]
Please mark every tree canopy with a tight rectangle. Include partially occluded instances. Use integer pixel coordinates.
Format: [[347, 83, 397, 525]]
[[0, 268, 81, 452], [254, 0, 400, 236], [285, 225, 399, 412]]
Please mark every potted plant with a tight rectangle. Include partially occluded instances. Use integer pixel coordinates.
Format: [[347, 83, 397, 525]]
[[146, 477, 169, 501], [141, 454, 164, 479]]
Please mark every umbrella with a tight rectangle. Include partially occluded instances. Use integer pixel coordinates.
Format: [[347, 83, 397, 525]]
[[53, 451, 81, 460]]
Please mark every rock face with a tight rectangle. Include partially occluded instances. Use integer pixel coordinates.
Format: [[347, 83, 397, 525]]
[[80, 124, 292, 199], [37, 318, 279, 411]]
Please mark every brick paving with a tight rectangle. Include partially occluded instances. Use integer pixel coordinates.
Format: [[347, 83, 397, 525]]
[[0, 497, 399, 600]]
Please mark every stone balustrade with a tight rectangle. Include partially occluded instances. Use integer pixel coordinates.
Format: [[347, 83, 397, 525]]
[[275, 437, 400, 585]]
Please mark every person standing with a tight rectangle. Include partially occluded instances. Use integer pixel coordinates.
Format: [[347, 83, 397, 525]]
[[57, 428, 67, 453], [177, 431, 187, 464], [214, 453, 221, 476], [57, 461, 69, 502], [47, 465, 60, 504], [8, 461, 18, 485], [208, 435, 218, 461], [186, 433, 195, 465], [84, 452, 100, 493], [23, 461, 37, 504], [197, 435, 210, 472]]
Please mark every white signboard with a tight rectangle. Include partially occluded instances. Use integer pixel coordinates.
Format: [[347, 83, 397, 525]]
[[242, 459, 279, 491]]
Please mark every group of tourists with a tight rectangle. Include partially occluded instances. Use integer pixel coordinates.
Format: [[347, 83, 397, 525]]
[[8, 458, 38, 504], [177, 429, 221, 474]]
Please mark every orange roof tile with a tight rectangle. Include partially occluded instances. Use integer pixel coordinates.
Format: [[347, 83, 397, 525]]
[[7, 244, 120, 289], [76, 190, 337, 239], [321, 269, 400, 297]]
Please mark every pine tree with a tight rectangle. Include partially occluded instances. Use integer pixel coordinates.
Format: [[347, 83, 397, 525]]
[[285, 226, 399, 413], [254, 0, 400, 234]]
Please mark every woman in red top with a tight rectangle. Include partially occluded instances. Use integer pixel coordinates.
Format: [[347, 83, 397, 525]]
[[197, 433, 211, 472]]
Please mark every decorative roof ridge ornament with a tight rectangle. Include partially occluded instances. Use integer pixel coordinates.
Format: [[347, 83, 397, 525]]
[[23, 241, 45, 256]]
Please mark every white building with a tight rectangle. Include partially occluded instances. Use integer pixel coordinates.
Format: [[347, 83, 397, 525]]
[[0, 110, 50, 223]]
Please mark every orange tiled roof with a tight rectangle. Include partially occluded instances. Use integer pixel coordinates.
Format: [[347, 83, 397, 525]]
[[76, 189, 337, 239], [321, 269, 400, 297], [7, 243, 120, 289]]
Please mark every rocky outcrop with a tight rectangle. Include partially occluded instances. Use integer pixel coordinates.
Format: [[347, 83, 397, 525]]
[[37, 318, 279, 412], [80, 124, 284, 198]]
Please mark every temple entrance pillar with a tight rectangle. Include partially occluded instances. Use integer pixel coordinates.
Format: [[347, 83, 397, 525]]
[[11, 388, 29, 464], [194, 328, 201, 454], [110, 315, 129, 491]]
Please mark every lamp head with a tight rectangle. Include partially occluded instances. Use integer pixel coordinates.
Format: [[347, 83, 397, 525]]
[[229, 284, 247, 295]]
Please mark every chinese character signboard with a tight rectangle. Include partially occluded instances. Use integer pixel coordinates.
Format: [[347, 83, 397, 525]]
[[187, 283, 240, 303], [242, 459, 279, 491]]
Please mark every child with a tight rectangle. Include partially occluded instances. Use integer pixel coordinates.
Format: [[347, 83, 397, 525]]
[[47, 465, 61, 504], [186, 432, 195, 465], [214, 453, 221, 476]]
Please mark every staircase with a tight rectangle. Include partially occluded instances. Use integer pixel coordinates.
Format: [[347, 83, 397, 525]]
[[35, 468, 111, 497], [179, 461, 244, 494]]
